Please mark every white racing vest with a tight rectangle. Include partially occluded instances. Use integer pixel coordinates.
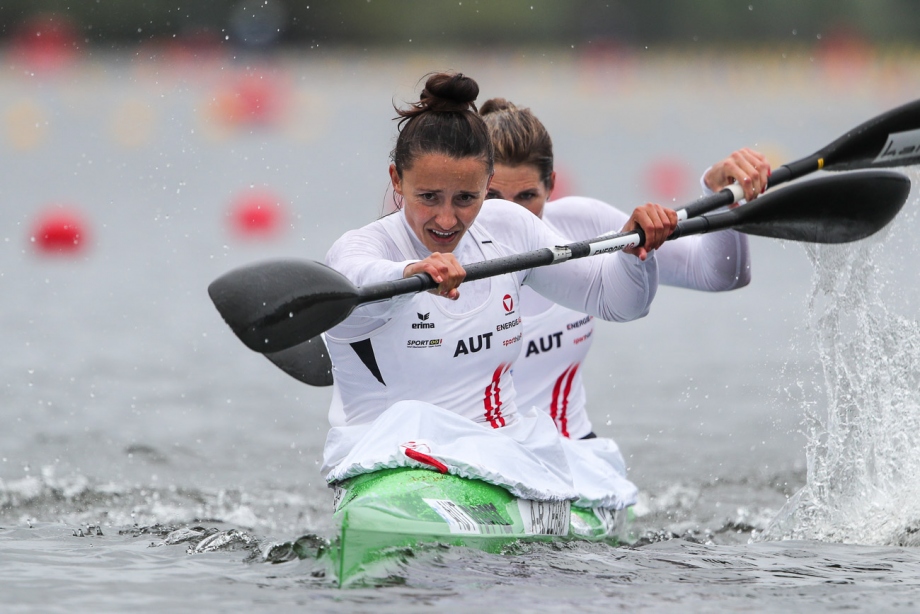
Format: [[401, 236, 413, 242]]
[[326, 223, 526, 428], [515, 285, 595, 439], [321, 202, 648, 509]]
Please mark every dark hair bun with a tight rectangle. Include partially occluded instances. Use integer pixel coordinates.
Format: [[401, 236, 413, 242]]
[[419, 72, 480, 113], [479, 98, 517, 116], [391, 71, 493, 176]]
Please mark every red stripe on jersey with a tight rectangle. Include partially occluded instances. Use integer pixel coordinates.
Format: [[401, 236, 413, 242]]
[[559, 363, 579, 438], [483, 363, 509, 429], [550, 363, 579, 438]]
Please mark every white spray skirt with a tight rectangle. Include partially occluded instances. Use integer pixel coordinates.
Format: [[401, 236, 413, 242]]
[[322, 400, 638, 510]]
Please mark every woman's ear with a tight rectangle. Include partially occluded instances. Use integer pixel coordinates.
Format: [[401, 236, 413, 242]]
[[389, 164, 402, 195], [547, 171, 557, 198]]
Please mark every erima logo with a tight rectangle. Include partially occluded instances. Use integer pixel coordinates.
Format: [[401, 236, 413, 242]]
[[502, 294, 514, 314], [875, 128, 920, 164], [412, 312, 435, 329]]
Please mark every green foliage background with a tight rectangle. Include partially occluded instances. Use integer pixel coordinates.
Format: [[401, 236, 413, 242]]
[[0, 0, 915, 47]]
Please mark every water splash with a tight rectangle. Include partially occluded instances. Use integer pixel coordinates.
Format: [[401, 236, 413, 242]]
[[0, 464, 316, 533], [764, 177, 920, 544]]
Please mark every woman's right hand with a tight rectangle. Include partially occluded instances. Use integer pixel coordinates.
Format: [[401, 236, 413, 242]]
[[405, 252, 466, 300], [621, 203, 679, 261], [703, 148, 771, 203]]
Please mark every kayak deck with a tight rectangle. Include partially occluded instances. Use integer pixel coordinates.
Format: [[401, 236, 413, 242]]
[[326, 468, 629, 584]]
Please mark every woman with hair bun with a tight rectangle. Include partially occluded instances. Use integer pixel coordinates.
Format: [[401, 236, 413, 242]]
[[321, 72, 677, 510], [480, 98, 770, 440]]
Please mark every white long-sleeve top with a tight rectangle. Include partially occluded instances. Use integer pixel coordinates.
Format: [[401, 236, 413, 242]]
[[514, 195, 751, 438], [323, 198, 659, 427]]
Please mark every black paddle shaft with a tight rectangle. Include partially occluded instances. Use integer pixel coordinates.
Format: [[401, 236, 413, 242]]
[[681, 97, 920, 220], [209, 170, 911, 354], [769, 98, 920, 186], [673, 170, 911, 244]]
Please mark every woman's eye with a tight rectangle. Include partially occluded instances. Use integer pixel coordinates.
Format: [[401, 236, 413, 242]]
[[519, 192, 536, 200], [420, 193, 437, 201], [486, 191, 499, 199]]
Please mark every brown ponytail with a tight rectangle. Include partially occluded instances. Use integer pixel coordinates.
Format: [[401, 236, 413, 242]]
[[480, 97, 554, 189]]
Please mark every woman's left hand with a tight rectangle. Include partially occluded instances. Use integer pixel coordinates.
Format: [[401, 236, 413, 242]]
[[621, 203, 679, 261], [404, 252, 466, 300]]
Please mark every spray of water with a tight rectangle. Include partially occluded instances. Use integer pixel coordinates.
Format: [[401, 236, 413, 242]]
[[763, 172, 920, 545]]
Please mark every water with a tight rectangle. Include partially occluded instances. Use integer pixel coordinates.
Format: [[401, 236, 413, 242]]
[[2, 48, 920, 611], [763, 190, 920, 547]]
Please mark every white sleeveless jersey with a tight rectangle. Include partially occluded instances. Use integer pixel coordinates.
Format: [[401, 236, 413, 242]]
[[514, 195, 751, 438], [321, 199, 657, 507], [324, 199, 658, 430], [327, 220, 523, 427]]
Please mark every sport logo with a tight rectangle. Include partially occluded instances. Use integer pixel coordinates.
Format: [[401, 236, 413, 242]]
[[875, 128, 920, 164], [407, 338, 442, 349], [412, 312, 435, 329], [502, 294, 514, 315]]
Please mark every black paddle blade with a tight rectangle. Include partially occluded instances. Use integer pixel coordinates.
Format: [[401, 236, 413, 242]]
[[208, 259, 359, 353], [732, 170, 910, 243], [822, 98, 920, 171], [265, 335, 333, 386]]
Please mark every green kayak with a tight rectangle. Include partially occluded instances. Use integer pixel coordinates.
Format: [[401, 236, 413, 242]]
[[324, 467, 630, 585]]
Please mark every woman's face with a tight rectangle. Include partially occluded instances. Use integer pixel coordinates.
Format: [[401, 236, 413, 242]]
[[486, 163, 555, 219], [390, 153, 492, 254]]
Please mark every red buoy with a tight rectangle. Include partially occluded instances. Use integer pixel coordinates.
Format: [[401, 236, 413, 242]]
[[10, 13, 79, 73], [229, 189, 285, 238], [211, 71, 287, 127], [643, 158, 693, 203], [32, 207, 88, 255]]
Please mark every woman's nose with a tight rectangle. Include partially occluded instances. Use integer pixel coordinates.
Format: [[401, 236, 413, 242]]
[[434, 205, 457, 229]]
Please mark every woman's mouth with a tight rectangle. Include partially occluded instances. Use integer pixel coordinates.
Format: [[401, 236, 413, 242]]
[[427, 228, 459, 243]]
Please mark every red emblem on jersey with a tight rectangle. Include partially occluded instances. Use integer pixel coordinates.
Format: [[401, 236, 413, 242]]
[[502, 294, 514, 313]]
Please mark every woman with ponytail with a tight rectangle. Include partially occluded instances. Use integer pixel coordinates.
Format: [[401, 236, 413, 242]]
[[480, 98, 770, 440], [320, 73, 677, 509]]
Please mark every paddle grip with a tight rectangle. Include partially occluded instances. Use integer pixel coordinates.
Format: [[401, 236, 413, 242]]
[[464, 249, 557, 282], [766, 155, 820, 189], [358, 273, 437, 301], [668, 216, 711, 241], [681, 189, 735, 219]]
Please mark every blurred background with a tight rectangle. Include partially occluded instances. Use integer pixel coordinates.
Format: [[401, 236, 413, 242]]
[[1, 0, 919, 47], [1, 0, 919, 535]]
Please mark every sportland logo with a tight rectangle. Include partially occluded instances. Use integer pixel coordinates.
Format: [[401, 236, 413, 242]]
[[502, 294, 515, 315]]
